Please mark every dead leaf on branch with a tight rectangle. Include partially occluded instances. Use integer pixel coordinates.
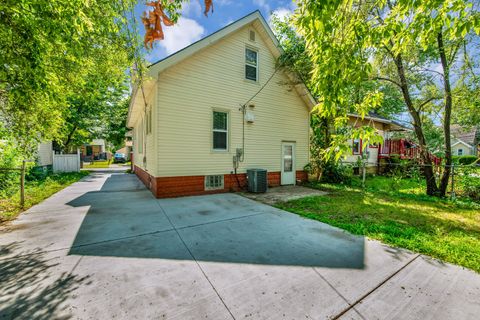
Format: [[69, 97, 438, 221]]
[[204, 0, 214, 16], [143, 1, 214, 49]]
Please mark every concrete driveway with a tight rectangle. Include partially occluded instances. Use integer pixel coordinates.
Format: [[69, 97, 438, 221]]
[[0, 173, 479, 319]]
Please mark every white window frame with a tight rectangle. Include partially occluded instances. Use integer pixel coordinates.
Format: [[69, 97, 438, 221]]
[[146, 108, 152, 135], [245, 47, 258, 82], [212, 111, 228, 151], [457, 148, 463, 156], [137, 119, 144, 154]]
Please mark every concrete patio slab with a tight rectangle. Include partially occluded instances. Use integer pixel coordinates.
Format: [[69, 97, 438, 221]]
[[339, 256, 480, 320], [157, 193, 276, 228], [241, 185, 328, 205], [315, 240, 418, 304], [199, 262, 349, 319], [176, 210, 365, 268], [67, 256, 232, 320], [0, 210, 89, 257], [1, 172, 479, 319], [70, 230, 186, 259], [0, 245, 231, 320], [0, 246, 85, 319]]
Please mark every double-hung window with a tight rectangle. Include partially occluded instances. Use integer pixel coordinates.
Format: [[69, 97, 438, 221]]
[[352, 138, 362, 155], [213, 111, 228, 151], [245, 48, 258, 81]]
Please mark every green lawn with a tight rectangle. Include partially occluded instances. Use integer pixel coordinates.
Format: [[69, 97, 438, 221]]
[[0, 171, 90, 223], [83, 160, 111, 169], [277, 176, 480, 273]]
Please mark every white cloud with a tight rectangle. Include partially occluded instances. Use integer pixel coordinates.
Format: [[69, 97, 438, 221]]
[[181, 1, 202, 18], [158, 17, 206, 55], [253, 0, 270, 12], [270, 7, 293, 24]]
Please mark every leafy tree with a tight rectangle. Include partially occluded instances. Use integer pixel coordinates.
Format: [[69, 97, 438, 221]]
[[103, 98, 131, 152], [0, 0, 137, 157], [271, 12, 397, 180], [295, 0, 480, 196]]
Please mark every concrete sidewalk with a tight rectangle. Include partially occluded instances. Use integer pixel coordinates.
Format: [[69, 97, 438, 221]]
[[0, 172, 479, 319]]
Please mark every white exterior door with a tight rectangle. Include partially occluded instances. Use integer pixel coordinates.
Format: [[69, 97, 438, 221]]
[[281, 142, 295, 185]]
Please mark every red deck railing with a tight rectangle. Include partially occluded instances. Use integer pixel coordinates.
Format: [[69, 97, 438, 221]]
[[379, 139, 441, 165]]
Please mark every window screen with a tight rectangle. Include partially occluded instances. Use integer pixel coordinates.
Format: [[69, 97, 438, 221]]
[[213, 111, 228, 150]]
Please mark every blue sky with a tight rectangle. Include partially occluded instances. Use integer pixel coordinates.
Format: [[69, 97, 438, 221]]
[[135, 0, 296, 63]]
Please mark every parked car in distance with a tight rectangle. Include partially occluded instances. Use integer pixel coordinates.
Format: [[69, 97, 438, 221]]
[[114, 153, 127, 163]]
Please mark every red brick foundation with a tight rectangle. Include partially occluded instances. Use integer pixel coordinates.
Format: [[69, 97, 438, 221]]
[[134, 166, 308, 198]]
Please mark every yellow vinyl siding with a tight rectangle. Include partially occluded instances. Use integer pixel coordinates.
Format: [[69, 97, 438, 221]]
[[152, 25, 309, 177], [452, 142, 473, 156], [132, 87, 157, 174]]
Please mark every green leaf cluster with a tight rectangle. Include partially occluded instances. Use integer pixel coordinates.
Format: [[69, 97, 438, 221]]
[[294, 0, 479, 195], [0, 0, 138, 156]]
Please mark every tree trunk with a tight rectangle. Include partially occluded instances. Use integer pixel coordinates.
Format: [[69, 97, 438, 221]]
[[63, 125, 77, 152], [437, 32, 453, 197], [393, 54, 439, 196]]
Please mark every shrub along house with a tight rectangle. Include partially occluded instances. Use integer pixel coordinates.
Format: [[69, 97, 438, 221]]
[[127, 11, 315, 198]]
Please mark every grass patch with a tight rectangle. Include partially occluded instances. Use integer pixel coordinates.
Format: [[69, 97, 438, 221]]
[[83, 160, 111, 169], [0, 171, 89, 223], [277, 176, 480, 273]]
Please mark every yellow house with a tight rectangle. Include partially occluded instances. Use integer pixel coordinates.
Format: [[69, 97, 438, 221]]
[[127, 11, 315, 198]]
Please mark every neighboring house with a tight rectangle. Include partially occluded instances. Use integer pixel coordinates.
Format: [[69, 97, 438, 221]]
[[127, 11, 315, 198], [115, 135, 132, 161], [450, 125, 479, 157], [344, 113, 412, 169], [115, 131, 133, 161], [80, 139, 108, 162]]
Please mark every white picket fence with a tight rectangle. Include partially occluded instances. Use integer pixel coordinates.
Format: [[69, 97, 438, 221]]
[[53, 151, 80, 173]]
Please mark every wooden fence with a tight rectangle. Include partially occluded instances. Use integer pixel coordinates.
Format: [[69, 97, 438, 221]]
[[53, 151, 80, 173]]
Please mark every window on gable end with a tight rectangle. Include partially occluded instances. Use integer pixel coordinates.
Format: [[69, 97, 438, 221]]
[[245, 48, 258, 81]]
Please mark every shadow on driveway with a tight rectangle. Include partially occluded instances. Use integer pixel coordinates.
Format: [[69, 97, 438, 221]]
[[0, 242, 90, 320], [67, 173, 365, 269]]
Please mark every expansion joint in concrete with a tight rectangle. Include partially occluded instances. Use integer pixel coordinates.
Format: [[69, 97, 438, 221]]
[[155, 200, 237, 320], [331, 254, 421, 320]]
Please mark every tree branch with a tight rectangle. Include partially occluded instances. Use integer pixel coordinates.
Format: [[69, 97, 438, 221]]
[[416, 96, 443, 112], [373, 76, 402, 89]]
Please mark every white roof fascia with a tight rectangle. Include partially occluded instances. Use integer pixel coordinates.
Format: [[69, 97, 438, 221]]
[[452, 140, 474, 148]]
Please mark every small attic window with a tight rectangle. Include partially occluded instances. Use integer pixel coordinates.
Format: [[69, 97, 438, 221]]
[[249, 30, 256, 42]]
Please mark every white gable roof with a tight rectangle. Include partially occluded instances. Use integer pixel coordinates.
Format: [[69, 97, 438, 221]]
[[128, 10, 316, 127], [452, 140, 474, 148], [149, 11, 278, 75]]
